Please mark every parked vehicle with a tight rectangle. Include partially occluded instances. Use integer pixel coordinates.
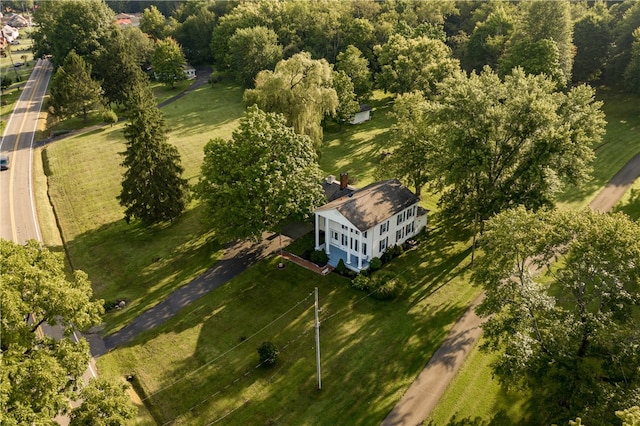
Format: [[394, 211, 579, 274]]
[[0, 154, 9, 171]]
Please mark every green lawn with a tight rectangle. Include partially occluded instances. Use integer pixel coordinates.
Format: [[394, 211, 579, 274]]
[[556, 87, 640, 210], [97, 223, 479, 425], [38, 78, 640, 424], [426, 340, 531, 425], [42, 82, 244, 334]]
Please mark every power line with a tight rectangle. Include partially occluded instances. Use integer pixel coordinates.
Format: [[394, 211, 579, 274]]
[[149, 238, 463, 423], [161, 317, 315, 425], [141, 291, 314, 402]]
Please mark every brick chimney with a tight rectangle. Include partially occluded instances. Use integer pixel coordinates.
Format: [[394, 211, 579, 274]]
[[340, 172, 348, 190]]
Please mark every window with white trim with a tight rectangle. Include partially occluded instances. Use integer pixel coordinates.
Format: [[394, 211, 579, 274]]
[[397, 211, 406, 225], [379, 237, 387, 252], [380, 221, 389, 235]]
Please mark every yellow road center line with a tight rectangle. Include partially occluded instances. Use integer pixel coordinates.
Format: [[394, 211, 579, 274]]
[[8, 62, 46, 243]]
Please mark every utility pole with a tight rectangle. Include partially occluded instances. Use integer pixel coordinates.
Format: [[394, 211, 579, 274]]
[[314, 287, 322, 390], [471, 212, 478, 266]]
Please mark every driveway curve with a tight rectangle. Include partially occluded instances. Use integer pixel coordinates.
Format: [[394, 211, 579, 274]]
[[381, 154, 640, 426]]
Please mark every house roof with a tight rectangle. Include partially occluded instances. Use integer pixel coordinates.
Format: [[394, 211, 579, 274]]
[[315, 179, 420, 232], [321, 176, 354, 202]]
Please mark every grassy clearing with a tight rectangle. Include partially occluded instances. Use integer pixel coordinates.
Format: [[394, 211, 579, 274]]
[[97, 222, 479, 425], [42, 82, 243, 334], [426, 340, 530, 425], [556, 88, 640, 210], [613, 180, 640, 220]]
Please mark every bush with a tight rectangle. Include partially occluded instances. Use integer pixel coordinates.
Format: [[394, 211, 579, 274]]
[[208, 70, 224, 85], [371, 271, 406, 300], [102, 109, 118, 126], [336, 258, 347, 273], [309, 250, 328, 266], [258, 341, 279, 366], [381, 245, 404, 263], [351, 273, 371, 291], [369, 257, 382, 271], [1, 75, 12, 92]]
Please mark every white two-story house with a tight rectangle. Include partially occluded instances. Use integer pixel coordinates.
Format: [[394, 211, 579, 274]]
[[314, 178, 428, 272]]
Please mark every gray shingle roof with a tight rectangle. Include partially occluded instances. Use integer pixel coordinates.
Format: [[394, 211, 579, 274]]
[[315, 179, 420, 231]]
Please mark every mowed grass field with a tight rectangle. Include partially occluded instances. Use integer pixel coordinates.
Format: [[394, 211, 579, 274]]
[[37, 78, 640, 425], [42, 82, 244, 334]]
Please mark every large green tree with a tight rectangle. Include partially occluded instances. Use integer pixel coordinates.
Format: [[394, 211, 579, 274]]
[[376, 91, 438, 197], [332, 70, 360, 128], [374, 33, 460, 95], [227, 26, 283, 87], [93, 26, 149, 106], [606, 0, 640, 85], [195, 105, 325, 242], [464, 5, 515, 73], [243, 52, 338, 150], [49, 51, 103, 122], [0, 239, 105, 425], [69, 378, 136, 426], [32, 0, 115, 67], [474, 208, 640, 425], [151, 37, 187, 89], [336, 44, 372, 102], [140, 5, 169, 40], [498, 38, 566, 87], [572, 3, 612, 83], [428, 67, 606, 227], [118, 82, 189, 225], [513, 0, 574, 84], [173, 3, 217, 65], [624, 27, 640, 94]]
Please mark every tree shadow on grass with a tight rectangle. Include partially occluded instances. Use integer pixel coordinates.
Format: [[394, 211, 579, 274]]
[[65, 203, 224, 336], [133, 262, 470, 425]]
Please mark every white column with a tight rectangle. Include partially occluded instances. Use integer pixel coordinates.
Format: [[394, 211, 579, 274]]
[[358, 231, 363, 269], [325, 216, 330, 254], [346, 229, 352, 264], [315, 213, 320, 250]]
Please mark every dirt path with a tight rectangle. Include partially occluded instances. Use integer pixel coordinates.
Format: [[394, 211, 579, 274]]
[[381, 154, 640, 426]]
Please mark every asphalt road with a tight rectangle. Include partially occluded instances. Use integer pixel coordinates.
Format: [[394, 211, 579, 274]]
[[0, 58, 51, 244], [0, 59, 98, 426]]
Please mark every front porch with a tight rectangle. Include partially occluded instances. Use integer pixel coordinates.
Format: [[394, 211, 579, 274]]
[[320, 243, 369, 272]]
